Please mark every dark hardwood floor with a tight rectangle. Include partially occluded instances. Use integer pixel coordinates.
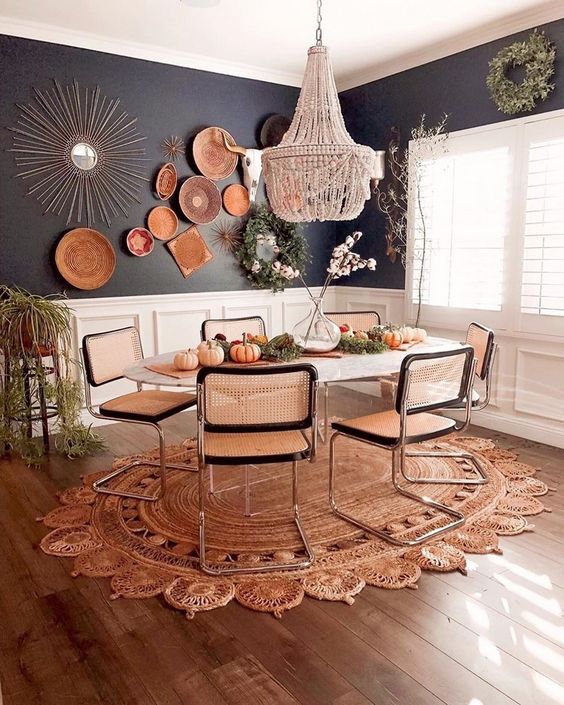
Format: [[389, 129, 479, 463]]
[[1, 387, 563, 705]]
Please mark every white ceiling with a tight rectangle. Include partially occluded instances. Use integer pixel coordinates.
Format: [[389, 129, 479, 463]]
[[0, 0, 562, 89]]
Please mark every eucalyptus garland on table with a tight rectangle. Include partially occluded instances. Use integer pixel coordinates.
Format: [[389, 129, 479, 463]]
[[486, 30, 556, 115], [237, 204, 308, 293]]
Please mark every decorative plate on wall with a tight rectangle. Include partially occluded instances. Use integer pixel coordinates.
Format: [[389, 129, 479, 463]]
[[260, 114, 291, 148], [178, 176, 222, 224], [223, 184, 250, 216], [55, 228, 116, 290], [155, 163, 177, 200], [147, 206, 178, 240], [126, 228, 154, 257], [167, 226, 213, 279], [193, 127, 238, 180]]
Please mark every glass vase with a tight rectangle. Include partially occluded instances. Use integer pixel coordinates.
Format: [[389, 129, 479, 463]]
[[292, 296, 341, 353]]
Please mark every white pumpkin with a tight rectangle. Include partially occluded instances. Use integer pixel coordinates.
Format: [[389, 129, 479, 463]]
[[198, 340, 225, 367], [173, 349, 199, 371], [400, 326, 415, 343], [413, 327, 428, 343]]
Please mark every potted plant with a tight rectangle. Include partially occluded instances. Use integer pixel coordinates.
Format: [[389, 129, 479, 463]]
[[0, 286, 105, 465]]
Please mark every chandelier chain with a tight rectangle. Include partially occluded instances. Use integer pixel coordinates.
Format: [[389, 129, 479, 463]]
[[316, 0, 323, 45]]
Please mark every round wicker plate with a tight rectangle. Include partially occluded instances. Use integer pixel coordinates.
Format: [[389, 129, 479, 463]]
[[147, 206, 178, 240], [193, 127, 238, 180], [155, 163, 177, 200], [260, 114, 291, 148], [126, 228, 154, 257], [55, 228, 116, 290], [223, 183, 250, 216], [179, 176, 222, 224]]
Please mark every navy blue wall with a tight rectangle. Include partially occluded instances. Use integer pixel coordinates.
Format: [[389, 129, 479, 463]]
[[338, 18, 564, 289], [0, 35, 335, 298]]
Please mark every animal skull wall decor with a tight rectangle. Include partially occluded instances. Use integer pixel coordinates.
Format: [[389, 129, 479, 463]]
[[222, 134, 263, 203]]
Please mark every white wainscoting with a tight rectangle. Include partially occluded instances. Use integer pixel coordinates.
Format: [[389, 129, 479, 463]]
[[69, 285, 564, 448], [69, 286, 336, 416]]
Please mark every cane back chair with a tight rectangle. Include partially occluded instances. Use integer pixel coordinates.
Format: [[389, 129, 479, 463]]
[[320, 310, 382, 443], [201, 315, 266, 342], [81, 327, 196, 501], [399, 323, 498, 487], [329, 347, 476, 546], [197, 364, 318, 574]]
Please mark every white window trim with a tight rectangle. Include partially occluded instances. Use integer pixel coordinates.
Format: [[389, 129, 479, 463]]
[[404, 107, 564, 341]]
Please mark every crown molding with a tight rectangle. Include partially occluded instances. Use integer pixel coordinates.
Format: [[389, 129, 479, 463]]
[[1, 2, 562, 93], [0, 16, 303, 88], [337, 0, 564, 92]]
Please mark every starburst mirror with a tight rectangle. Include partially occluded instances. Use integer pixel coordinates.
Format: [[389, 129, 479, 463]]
[[8, 80, 148, 226]]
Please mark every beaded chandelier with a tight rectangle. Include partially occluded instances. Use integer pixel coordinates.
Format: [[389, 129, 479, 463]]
[[262, 0, 384, 223]]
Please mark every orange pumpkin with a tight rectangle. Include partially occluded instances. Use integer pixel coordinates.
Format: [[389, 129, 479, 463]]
[[229, 333, 262, 363], [382, 328, 403, 349]]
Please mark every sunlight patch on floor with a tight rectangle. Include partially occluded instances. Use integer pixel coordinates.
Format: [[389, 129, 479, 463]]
[[523, 634, 564, 673], [465, 599, 490, 629], [494, 574, 562, 616], [522, 610, 564, 646], [532, 672, 564, 703], [488, 555, 553, 589], [477, 636, 502, 665]]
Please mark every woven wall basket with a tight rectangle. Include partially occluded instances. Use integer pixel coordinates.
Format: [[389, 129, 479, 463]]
[[55, 228, 116, 290], [262, 46, 377, 222]]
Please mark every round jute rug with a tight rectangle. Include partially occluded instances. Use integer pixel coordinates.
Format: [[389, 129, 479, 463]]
[[39, 436, 553, 619]]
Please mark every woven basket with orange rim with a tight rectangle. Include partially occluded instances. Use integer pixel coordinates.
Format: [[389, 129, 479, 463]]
[[148, 206, 178, 240], [55, 228, 116, 290]]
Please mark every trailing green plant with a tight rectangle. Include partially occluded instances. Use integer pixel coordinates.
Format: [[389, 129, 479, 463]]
[[0, 286, 105, 465]]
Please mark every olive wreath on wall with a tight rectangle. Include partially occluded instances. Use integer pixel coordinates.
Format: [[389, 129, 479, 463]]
[[486, 30, 556, 115], [237, 203, 308, 293]]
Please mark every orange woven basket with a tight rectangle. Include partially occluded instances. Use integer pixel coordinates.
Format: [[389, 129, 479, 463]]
[[55, 228, 116, 290], [223, 184, 250, 216], [148, 206, 178, 240], [193, 127, 238, 180], [167, 226, 213, 279], [155, 163, 177, 200]]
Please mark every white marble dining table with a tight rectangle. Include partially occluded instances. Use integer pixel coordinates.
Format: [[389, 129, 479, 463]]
[[123, 336, 462, 387]]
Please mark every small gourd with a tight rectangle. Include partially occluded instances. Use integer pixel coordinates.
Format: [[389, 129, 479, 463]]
[[413, 327, 428, 343], [173, 349, 199, 371], [354, 330, 369, 340], [382, 328, 403, 349], [400, 326, 415, 344], [198, 340, 225, 367], [230, 333, 262, 363]]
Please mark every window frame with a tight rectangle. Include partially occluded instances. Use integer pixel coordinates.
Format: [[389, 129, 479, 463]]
[[404, 107, 564, 341]]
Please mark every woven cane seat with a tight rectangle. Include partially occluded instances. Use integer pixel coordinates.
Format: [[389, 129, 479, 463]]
[[203, 430, 310, 464], [100, 390, 196, 423], [332, 410, 455, 446]]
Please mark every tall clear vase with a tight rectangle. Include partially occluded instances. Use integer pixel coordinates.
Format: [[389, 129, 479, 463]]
[[292, 296, 341, 353]]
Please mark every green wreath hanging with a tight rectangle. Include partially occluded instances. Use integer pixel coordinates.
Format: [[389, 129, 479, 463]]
[[486, 30, 556, 115], [237, 204, 308, 293]]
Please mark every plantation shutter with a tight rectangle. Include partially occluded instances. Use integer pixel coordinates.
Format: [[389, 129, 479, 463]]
[[521, 119, 564, 318], [411, 134, 512, 312]]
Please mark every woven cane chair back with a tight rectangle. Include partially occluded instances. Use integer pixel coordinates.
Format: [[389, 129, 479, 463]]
[[198, 366, 317, 431], [466, 322, 495, 381], [326, 311, 381, 331], [201, 316, 266, 342], [83, 327, 143, 387], [396, 347, 474, 415]]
